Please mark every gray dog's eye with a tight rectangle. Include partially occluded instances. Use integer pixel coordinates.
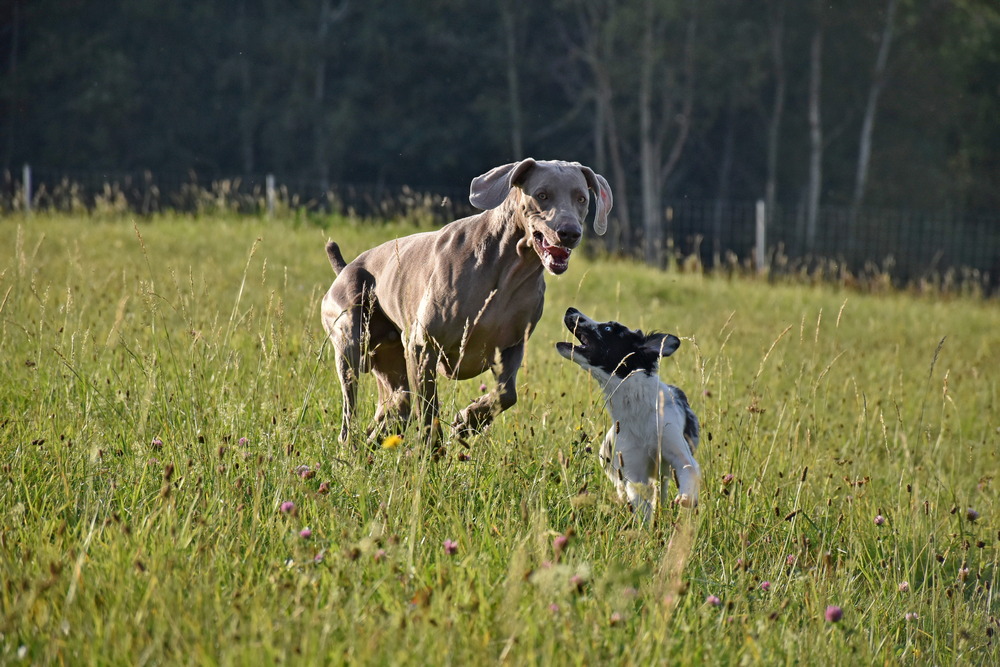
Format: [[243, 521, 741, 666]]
[[536, 192, 548, 200], [578, 195, 587, 204]]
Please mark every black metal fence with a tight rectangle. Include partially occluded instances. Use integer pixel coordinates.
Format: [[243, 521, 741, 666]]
[[3, 167, 998, 292], [1, 166, 475, 222], [657, 199, 1000, 287]]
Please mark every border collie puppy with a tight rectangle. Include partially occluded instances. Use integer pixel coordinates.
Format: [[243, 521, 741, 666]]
[[556, 307, 700, 521]]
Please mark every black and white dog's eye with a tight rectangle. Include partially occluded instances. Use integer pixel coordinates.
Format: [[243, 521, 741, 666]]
[[602, 325, 613, 333]]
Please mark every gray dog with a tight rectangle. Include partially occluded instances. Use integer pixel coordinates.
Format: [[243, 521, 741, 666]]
[[321, 159, 613, 446]]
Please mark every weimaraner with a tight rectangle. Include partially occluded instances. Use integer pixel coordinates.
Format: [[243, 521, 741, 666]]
[[321, 158, 613, 447]]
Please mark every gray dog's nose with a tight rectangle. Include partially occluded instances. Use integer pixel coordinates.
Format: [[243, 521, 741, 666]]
[[557, 226, 581, 247]]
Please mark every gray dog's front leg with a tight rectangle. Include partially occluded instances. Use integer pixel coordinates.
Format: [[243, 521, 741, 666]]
[[406, 342, 443, 450], [454, 344, 523, 437]]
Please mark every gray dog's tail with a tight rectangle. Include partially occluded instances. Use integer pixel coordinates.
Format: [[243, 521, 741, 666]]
[[326, 241, 348, 274]]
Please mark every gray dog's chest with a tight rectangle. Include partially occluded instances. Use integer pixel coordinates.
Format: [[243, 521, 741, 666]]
[[433, 276, 544, 378]]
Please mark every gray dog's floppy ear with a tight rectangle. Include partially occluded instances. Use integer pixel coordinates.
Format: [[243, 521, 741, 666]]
[[469, 158, 537, 210], [642, 332, 680, 358], [578, 166, 613, 235]]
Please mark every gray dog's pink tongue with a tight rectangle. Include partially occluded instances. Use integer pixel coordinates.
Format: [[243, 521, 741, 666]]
[[546, 244, 570, 261], [543, 243, 571, 273]]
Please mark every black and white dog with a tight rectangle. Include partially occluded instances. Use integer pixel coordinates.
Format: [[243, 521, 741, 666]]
[[556, 308, 701, 521]]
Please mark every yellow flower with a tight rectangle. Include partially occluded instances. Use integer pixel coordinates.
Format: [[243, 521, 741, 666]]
[[382, 434, 404, 449]]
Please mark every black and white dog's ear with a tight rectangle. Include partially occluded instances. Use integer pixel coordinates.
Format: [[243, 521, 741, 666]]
[[642, 332, 681, 357]]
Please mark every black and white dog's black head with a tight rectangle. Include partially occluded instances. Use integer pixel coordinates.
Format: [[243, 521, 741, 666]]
[[555, 307, 680, 379]]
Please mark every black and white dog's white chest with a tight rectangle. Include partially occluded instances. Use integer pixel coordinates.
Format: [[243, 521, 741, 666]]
[[600, 373, 699, 454]]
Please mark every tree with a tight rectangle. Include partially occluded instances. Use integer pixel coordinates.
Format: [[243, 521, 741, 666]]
[[499, 0, 525, 159], [764, 0, 786, 233], [849, 0, 898, 224], [571, 0, 633, 244], [637, 0, 696, 266], [805, 4, 824, 250]]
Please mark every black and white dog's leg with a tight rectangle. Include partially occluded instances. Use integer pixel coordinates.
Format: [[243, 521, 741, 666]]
[[659, 422, 701, 507], [606, 445, 656, 522]]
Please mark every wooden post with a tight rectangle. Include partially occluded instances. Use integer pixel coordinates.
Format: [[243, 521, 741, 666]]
[[266, 174, 275, 218], [23, 164, 31, 214], [755, 199, 766, 274]]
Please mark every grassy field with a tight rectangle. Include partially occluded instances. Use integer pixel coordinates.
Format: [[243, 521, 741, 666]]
[[1, 213, 998, 665]]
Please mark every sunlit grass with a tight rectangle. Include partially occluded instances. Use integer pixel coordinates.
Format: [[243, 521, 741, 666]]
[[1, 213, 997, 664]]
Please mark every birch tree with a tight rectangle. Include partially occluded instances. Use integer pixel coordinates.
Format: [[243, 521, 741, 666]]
[[849, 0, 899, 224], [764, 0, 786, 232], [637, 0, 696, 266], [499, 0, 525, 159], [805, 5, 824, 250], [312, 0, 349, 190], [573, 0, 633, 243]]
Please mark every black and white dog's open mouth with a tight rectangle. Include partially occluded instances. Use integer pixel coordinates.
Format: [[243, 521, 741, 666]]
[[533, 232, 571, 275], [555, 311, 593, 360], [555, 337, 586, 360]]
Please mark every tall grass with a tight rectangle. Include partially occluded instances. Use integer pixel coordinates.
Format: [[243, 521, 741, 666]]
[[1, 213, 997, 665]]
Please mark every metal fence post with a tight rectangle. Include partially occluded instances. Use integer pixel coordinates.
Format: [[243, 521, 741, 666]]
[[755, 199, 766, 274], [23, 164, 32, 214]]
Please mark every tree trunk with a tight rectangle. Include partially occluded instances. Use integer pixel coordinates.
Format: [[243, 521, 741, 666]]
[[3, 0, 20, 169], [500, 1, 524, 159], [313, 0, 333, 189], [806, 23, 823, 251], [312, 0, 348, 190], [658, 9, 696, 190], [237, 0, 255, 174], [577, 1, 631, 247], [639, 0, 661, 265], [712, 89, 736, 265], [638, 0, 696, 267], [764, 0, 786, 235], [601, 74, 631, 249], [849, 0, 898, 227]]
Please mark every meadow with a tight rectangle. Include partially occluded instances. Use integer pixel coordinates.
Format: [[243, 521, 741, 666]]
[[1, 213, 997, 665]]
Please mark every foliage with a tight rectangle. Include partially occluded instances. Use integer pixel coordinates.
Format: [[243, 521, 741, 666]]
[[1, 214, 998, 664], [2, 0, 1000, 212]]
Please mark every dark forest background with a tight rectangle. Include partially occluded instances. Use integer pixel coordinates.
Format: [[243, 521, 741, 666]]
[[2, 0, 1000, 277]]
